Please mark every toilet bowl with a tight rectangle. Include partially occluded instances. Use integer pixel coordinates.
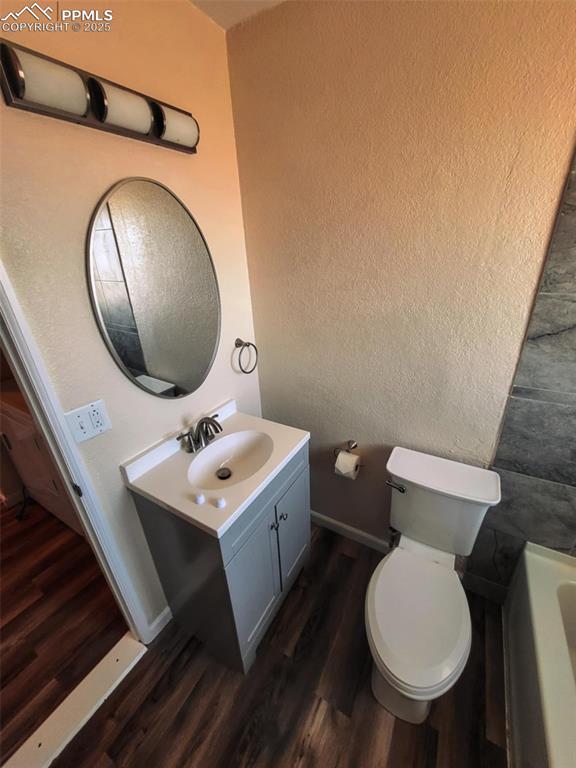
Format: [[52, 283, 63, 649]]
[[365, 446, 500, 723], [366, 544, 471, 723]]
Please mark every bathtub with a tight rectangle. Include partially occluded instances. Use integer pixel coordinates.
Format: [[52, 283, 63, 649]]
[[504, 543, 576, 768]]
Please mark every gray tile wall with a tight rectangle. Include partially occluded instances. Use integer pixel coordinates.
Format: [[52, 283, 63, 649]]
[[92, 204, 147, 375], [466, 153, 576, 596]]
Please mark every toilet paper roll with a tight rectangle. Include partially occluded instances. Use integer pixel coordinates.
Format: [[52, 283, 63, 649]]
[[334, 450, 360, 480]]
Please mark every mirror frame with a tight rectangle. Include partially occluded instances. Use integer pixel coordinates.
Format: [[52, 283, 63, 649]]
[[86, 177, 221, 398]]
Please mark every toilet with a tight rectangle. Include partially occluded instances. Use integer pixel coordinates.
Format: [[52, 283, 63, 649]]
[[365, 446, 501, 723]]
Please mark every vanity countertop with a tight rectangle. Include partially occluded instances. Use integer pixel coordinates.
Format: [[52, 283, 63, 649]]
[[121, 404, 310, 538]]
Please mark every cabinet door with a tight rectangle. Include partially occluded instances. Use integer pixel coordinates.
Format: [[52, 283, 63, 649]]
[[225, 504, 281, 653], [276, 468, 310, 588], [1, 412, 81, 534]]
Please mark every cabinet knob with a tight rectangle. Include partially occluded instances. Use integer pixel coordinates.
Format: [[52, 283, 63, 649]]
[[280, 512, 289, 521], [270, 522, 279, 531]]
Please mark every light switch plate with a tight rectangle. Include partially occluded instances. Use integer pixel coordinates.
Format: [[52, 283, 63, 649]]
[[65, 399, 111, 443]]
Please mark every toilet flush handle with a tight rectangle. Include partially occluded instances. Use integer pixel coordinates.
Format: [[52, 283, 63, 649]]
[[386, 480, 406, 494]]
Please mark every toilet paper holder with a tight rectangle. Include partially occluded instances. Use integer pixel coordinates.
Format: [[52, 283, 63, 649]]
[[333, 440, 362, 461]]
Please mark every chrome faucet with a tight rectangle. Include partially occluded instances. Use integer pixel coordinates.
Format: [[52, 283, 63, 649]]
[[195, 416, 223, 448], [177, 415, 223, 453]]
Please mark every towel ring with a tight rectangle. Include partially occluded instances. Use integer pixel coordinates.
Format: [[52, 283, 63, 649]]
[[235, 338, 258, 374]]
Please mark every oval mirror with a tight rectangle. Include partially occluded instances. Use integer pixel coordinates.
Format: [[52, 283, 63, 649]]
[[87, 179, 220, 397]]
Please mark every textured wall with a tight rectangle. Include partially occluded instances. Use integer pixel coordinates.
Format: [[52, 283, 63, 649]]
[[467, 154, 576, 596], [0, 0, 260, 629], [228, 0, 576, 539]]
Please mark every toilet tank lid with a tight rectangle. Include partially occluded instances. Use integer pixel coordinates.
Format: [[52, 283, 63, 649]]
[[387, 447, 501, 505]]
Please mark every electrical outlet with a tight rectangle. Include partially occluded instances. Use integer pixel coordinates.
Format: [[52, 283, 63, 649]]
[[65, 400, 111, 443], [88, 402, 106, 432]]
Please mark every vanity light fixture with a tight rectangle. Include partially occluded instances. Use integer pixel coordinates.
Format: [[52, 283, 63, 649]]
[[88, 78, 153, 136], [0, 39, 200, 154], [159, 104, 200, 149], [1, 45, 89, 116]]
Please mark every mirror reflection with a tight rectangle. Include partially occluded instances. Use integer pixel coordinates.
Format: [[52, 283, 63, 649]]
[[88, 179, 220, 397]]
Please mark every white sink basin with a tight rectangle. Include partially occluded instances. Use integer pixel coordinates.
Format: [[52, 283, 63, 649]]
[[187, 430, 274, 490], [121, 403, 310, 537]]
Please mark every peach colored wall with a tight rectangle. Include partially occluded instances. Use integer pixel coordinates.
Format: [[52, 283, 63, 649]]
[[0, 0, 260, 630], [228, 0, 576, 539]]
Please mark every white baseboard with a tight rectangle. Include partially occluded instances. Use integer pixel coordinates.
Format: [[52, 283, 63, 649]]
[[311, 510, 389, 553], [5, 632, 146, 768], [141, 604, 172, 644]]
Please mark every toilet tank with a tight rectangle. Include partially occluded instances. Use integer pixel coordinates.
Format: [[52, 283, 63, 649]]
[[386, 447, 501, 557]]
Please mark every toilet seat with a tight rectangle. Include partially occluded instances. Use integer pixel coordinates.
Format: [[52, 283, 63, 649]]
[[365, 547, 471, 701]]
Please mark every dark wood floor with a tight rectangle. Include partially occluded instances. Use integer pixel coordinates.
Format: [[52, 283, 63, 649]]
[[0, 502, 127, 763], [55, 527, 507, 768]]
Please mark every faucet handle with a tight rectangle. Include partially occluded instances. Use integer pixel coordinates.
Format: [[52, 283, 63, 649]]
[[177, 430, 195, 453]]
